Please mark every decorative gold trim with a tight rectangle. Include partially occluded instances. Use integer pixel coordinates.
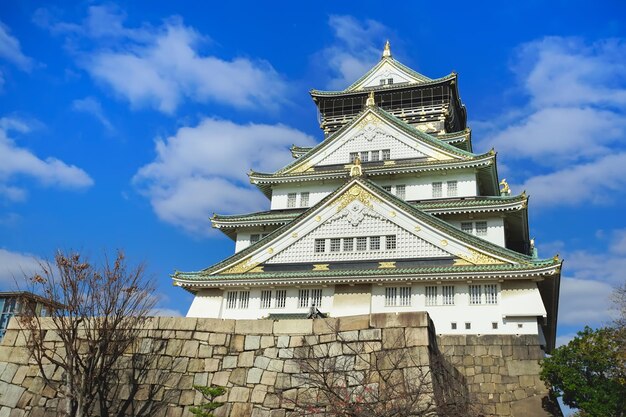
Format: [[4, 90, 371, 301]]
[[383, 160, 396, 166], [441, 239, 448, 246], [356, 113, 382, 129], [289, 161, 313, 174], [334, 184, 380, 212], [456, 249, 505, 265], [312, 264, 330, 271], [291, 232, 298, 238], [267, 248, 274, 254], [378, 261, 396, 269], [414, 226, 421, 232], [315, 215, 321, 222], [249, 266, 265, 273], [221, 258, 259, 274], [389, 211, 396, 217]]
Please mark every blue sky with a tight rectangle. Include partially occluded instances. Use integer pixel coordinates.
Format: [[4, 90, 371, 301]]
[[1, 1, 625, 341]]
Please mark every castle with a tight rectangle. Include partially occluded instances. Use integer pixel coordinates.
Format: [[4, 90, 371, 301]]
[[173, 41, 562, 352]]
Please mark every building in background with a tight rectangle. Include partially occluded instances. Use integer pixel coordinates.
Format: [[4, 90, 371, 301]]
[[0, 291, 56, 341], [173, 42, 562, 352]]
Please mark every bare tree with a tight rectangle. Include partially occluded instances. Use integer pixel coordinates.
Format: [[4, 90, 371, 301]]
[[17, 250, 162, 417], [280, 323, 476, 417]]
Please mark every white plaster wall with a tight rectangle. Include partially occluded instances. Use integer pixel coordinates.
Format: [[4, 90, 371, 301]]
[[359, 61, 414, 88], [270, 182, 340, 210], [269, 170, 478, 210], [188, 281, 544, 336], [235, 227, 280, 253], [446, 217, 505, 247]]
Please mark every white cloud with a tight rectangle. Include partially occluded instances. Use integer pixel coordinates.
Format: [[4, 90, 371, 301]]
[[150, 307, 183, 317], [0, 21, 33, 71], [72, 96, 113, 131], [478, 37, 626, 208], [0, 116, 94, 202], [0, 248, 44, 288], [317, 15, 389, 90], [134, 117, 316, 235], [558, 277, 615, 326], [37, 7, 288, 113]]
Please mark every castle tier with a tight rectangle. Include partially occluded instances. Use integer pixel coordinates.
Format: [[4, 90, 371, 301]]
[[174, 42, 561, 352]]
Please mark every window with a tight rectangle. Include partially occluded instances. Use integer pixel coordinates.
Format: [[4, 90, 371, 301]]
[[356, 237, 367, 251], [360, 151, 369, 163], [261, 290, 272, 309], [385, 235, 396, 250], [350, 152, 359, 163], [298, 289, 310, 308], [226, 292, 237, 309], [442, 286, 455, 305], [382, 185, 392, 192], [461, 222, 473, 234], [432, 182, 443, 198], [385, 287, 397, 307], [311, 289, 323, 307], [425, 286, 437, 306], [314, 239, 326, 253], [475, 221, 488, 236], [485, 284, 498, 304], [451, 322, 457, 330], [370, 236, 380, 250], [396, 184, 406, 199], [492, 322, 499, 329], [447, 180, 458, 197], [382, 149, 391, 160], [238, 291, 250, 309], [387, 78, 393, 85], [371, 150, 380, 161], [275, 290, 286, 308], [287, 193, 297, 208], [469, 285, 482, 305], [465, 322, 471, 330], [300, 192, 309, 207], [250, 234, 261, 244], [517, 323, 523, 329], [379, 79, 386, 86], [343, 238, 354, 252], [330, 238, 341, 252], [399, 287, 411, 306]]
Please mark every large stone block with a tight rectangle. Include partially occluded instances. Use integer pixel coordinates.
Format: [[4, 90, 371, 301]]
[[0, 382, 25, 407], [370, 312, 428, 329], [312, 317, 338, 334], [273, 320, 312, 335], [245, 335, 261, 350], [159, 317, 197, 331], [506, 360, 541, 376], [337, 315, 370, 332], [405, 327, 428, 347], [196, 318, 235, 334], [235, 320, 273, 335], [228, 387, 251, 403]]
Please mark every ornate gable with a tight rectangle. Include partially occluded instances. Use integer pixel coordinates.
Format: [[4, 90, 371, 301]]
[[351, 60, 423, 90]]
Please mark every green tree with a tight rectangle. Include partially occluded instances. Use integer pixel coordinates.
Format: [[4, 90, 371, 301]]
[[189, 385, 226, 417], [540, 326, 626, 417]]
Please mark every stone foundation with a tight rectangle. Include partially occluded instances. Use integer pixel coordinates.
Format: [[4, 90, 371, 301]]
[[0, 313, 560, 416]]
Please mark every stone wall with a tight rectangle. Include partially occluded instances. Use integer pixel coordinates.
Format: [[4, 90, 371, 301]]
[[0, 313, 559, 417]]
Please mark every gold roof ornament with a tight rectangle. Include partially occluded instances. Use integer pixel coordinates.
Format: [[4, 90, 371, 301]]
[[366, 91, 376, 107], [348, 156, 363, 177], [499, 178, 511, 196], [383, 40, 392, 58]]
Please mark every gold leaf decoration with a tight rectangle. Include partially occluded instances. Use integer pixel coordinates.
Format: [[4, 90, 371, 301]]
[[356, 113, 382, 129], [221, 258, 260, 274], [334, 184, 380, 212], [378, 261, 396, 269], [312, 264, 330, 271], [249, 266, 265, 273], [456, 249, 505, 265]]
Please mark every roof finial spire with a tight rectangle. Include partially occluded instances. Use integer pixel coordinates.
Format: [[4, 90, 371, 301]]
[[366, 91, 375, 107], [382, 40, 392, 58]]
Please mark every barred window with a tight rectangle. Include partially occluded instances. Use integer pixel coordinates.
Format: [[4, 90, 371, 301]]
[[379, 79, 386, 86], [343, 238, 354, 252], [226, 292, 237, 309], [349, 152, 359, 163], [451, 322, 457, 330], [300, 192, 309, 207], [396, 184, 406, 200], [261, 290, 272, 309], [465, 322, 471, 330], [298, 289, 310, 308], [476, 221, 488, 236], [461, 222, 473, 234], [287, 193, 297, 208], [330, 238, 341, 252], [485, 284, 498, 304], [432, 182, 443, 198], [387, 78, 393, 85], [492, 322, 499, 329], [399, 287, 412, 306], [360, 151, 369, 163], [314, 239, 326, 253], [370, 236, 380, 250], [385, 287, 397, 307], [469, 285, 482, 305], [385, 235, 396, 250], [275, 290, 286, 308], [442, 285, 455, 305], [356, 237, 367, 251], [382, 149, 391, 160], [311, 289, 323, 307], [382, 185, 392, 192], [447, 180, 458, 197], [250, 234, 261, 244], [371, 150, 380, 161], [238, 291, 250, 309], [425, 286, 438, 306]]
